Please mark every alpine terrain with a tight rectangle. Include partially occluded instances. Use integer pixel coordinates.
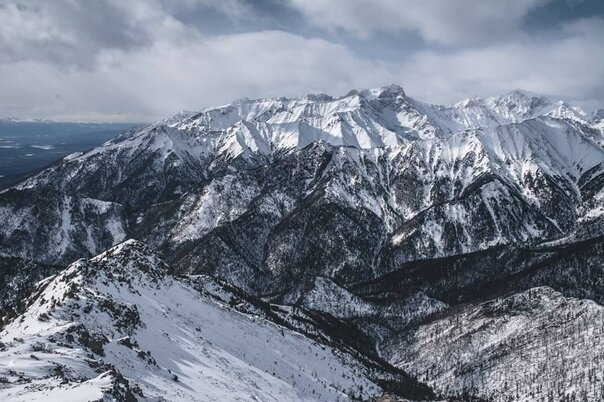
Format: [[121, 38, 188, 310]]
[[1, 85, 603, 401]]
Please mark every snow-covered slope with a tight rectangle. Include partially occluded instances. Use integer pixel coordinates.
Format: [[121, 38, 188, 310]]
[[421, 89, 590, 131], [381, 287, 604, 401], [0, 240, 414, 401], [589, 109, 604, 146], [301, 277, 447, 323]]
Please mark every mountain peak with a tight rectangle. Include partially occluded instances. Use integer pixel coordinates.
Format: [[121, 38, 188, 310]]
[[302, 93, 333, 102], [342, 84, 405, 101], [495, 89, 550, 105], [375, 83, 406, 98], [455, 96, 482, 107], [100, 238, 154, 257], [590, 108, 604, 121], [507, 88, 541, 98], [87, 239, 172, 282]]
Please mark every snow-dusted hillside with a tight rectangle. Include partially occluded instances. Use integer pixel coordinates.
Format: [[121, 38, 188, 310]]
[[0, 240, 415, 401], [381, 287, 604, 402]]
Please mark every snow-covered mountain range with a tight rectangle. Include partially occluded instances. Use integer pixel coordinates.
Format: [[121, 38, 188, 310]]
[[1, 85, 603, 401]]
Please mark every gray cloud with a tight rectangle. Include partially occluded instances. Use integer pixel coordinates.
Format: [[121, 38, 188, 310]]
[[0, 0, 206, 67], [0, 0, 602, 121], [398, 18, 604, 107], [0, 30, 396, 121], [287, 0, 550, 45]]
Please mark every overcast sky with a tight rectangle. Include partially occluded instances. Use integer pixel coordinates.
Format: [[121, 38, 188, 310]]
[[0, 0, 603, 122]]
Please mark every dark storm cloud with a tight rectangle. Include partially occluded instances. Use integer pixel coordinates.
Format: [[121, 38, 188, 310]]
[[0, 0, 602, 121], [524, 0, 604, 30]]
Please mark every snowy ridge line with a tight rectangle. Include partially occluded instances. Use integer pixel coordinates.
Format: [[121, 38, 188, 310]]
[[0, 239, 434, 401]]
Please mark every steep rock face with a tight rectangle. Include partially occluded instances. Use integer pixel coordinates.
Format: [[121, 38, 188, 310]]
[[381, 287, 604, 402], [0, 240, 429, 401], [0, 189, 126, 264]]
